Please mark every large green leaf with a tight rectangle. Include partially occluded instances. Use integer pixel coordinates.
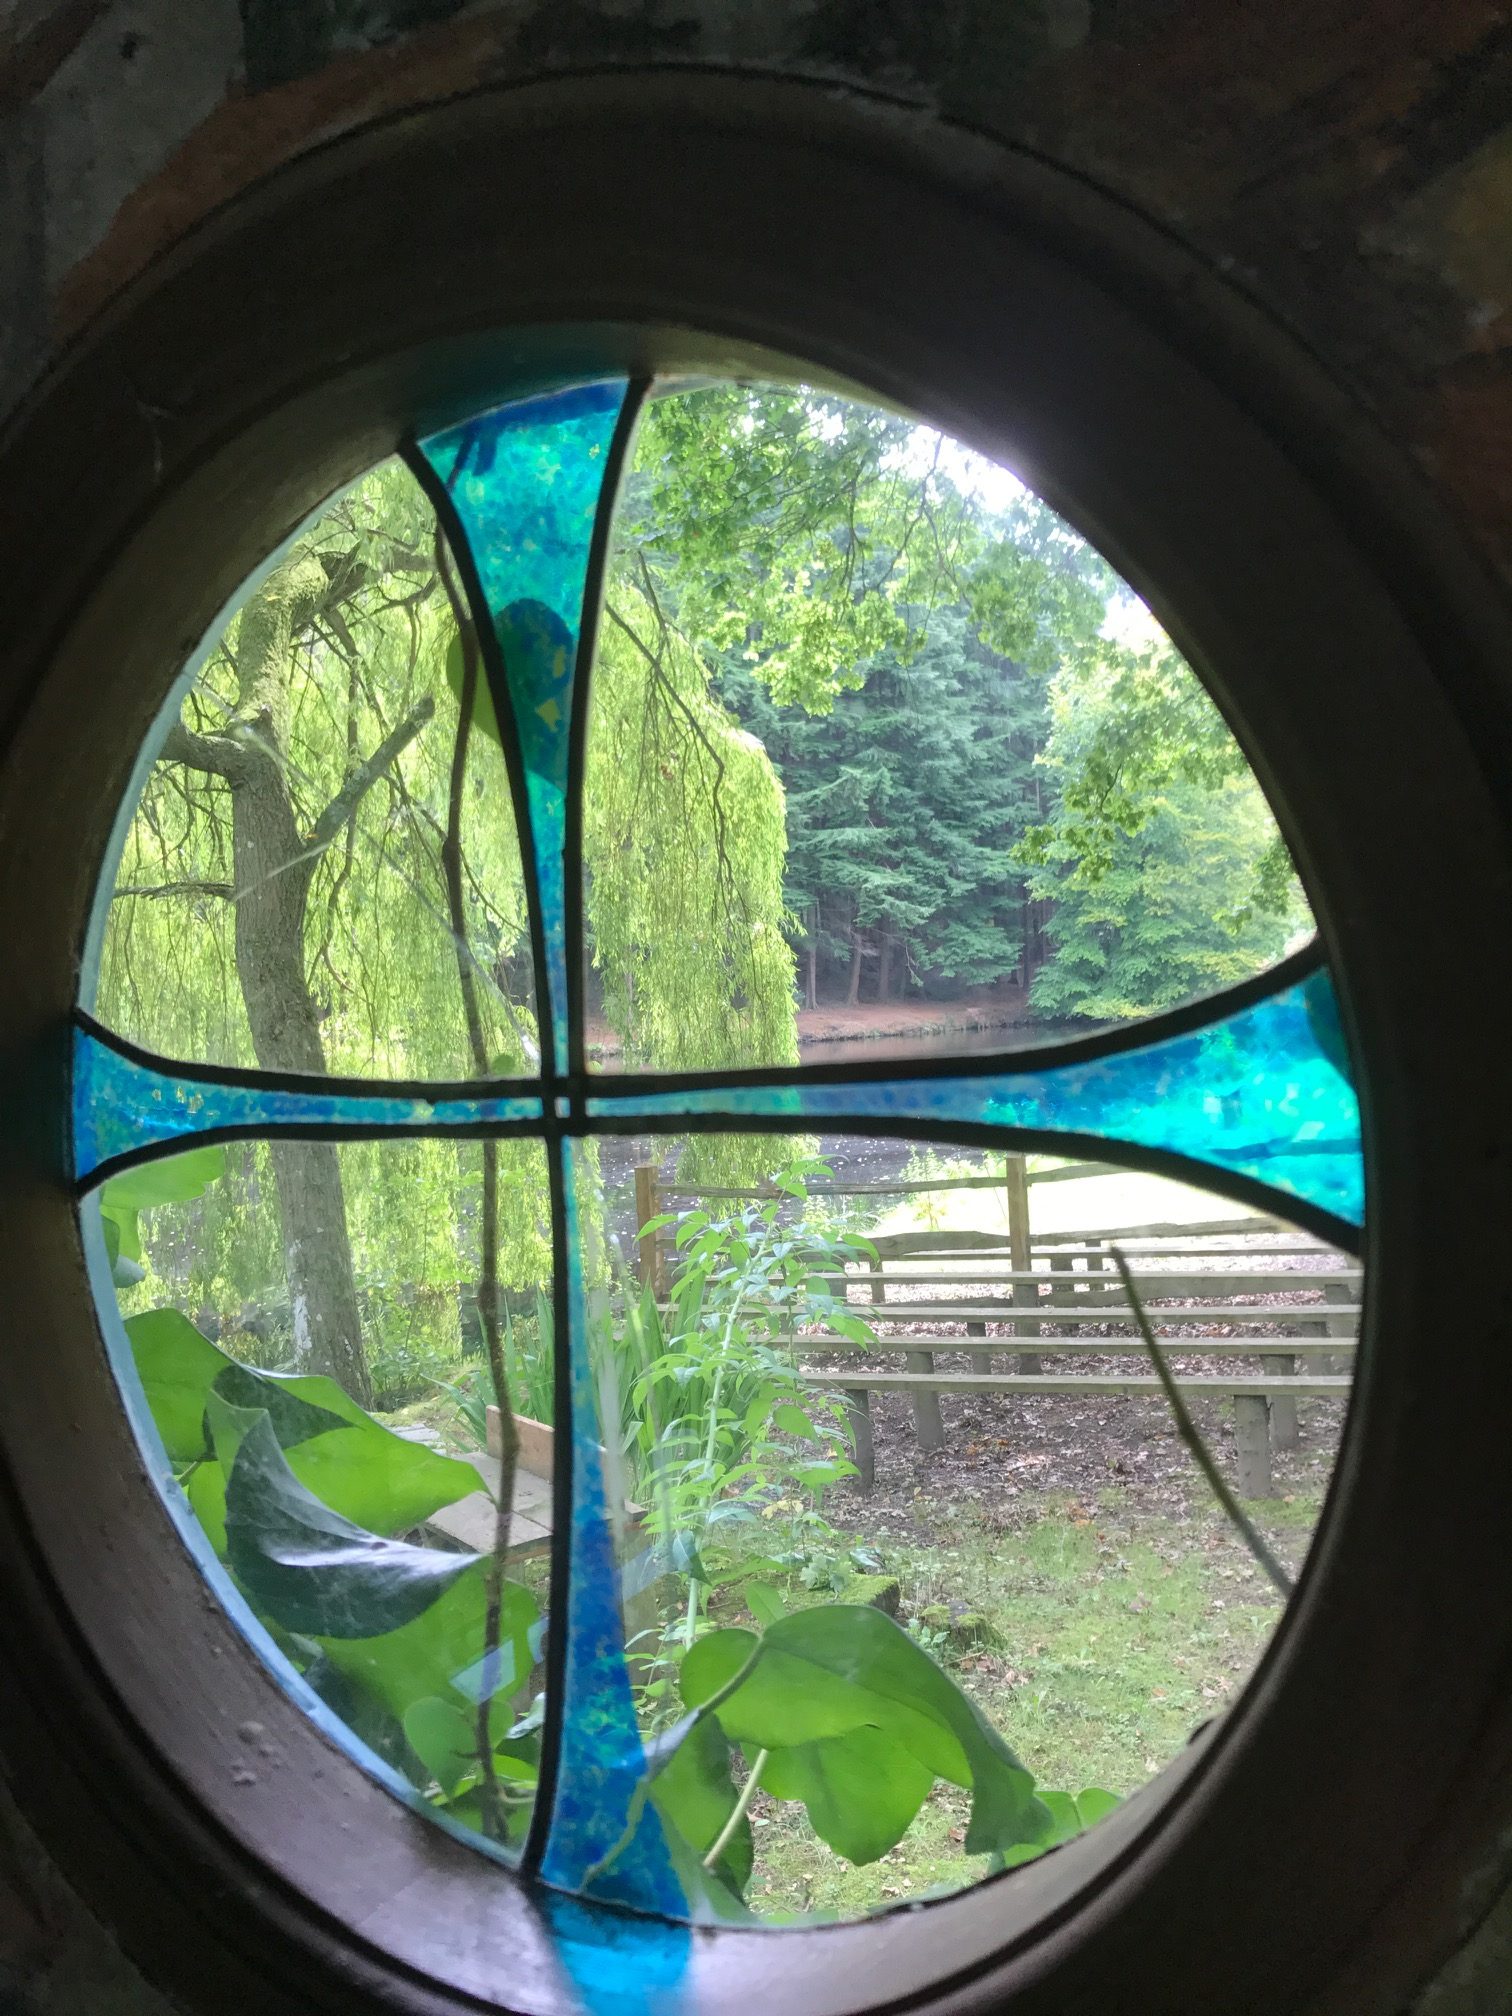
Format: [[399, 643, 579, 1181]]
[[315, 1557, 538, 1727], [223, 1411, 479, 1638], [100, 1145, 227, 1210], [126, 1308, 228, 1462], [213, 1361, 350, 1448], [100, 1146, 228, 1261], [404, 1695, 484, 1796], [219, 1410, 539, 1751], [127, 1308, 479, 1535], [1075, 1786, 1121, 1828], [681, 1606, 1051, 1856], [403, 1696, 542, 1804], [762, 1727, 934, 1866], [647, 1710, 753, 1894]]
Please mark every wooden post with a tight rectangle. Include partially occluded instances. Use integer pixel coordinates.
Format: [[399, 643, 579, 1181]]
[[871, 1251, 942, 1456], [1263, 1352, 1299, 1450], [1297, 1280, 1355, 1377], [905, 1351, 945, 1453], [634, 1162, 662, 1296], [1005, 1152, 1041, 1374], [1323, 1279, 1355, 1375], [1233, 1394, 1273, 1498], [847, 1390, 875, 1493]]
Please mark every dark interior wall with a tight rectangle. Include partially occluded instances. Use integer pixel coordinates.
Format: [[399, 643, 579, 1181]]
[[0, 3, 1508, 2009]]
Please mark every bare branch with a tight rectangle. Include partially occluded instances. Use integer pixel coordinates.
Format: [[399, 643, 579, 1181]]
[[111, 880, 235, 902], [1110, 1248, 1294, 1599], [159, 720, 244, 779], [308, 695, 436, 852]]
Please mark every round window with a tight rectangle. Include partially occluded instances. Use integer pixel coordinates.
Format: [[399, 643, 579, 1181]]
[[1, 72, 1506, 2016], [78, 367, 1363, 1925]]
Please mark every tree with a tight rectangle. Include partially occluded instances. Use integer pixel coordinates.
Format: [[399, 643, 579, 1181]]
[[1019, 633, 1312, 1023], [100, 466, 537, 1399], [124, 558, 433, 1403], [720, 600, 1051, 1007], [613, 388, 1114, 1016]]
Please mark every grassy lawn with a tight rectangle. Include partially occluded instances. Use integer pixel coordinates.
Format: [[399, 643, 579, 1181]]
[[711, 1484, 1322, 1918]]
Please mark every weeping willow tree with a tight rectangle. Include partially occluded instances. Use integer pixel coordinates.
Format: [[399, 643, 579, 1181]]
[[96, 452, 806, 1391], [584, 583, 800, 1187], [98, 463, 546, 1401]]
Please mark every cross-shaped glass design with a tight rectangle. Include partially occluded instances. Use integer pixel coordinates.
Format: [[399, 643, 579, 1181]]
[[73, 377, 1365, 1922]]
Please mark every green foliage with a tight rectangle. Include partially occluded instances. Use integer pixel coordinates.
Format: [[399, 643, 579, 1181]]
[[720, 602, 1049, 1000], [647, 1710, 755, 1895], [593, 1601, 1118, 1910], [128, 1296, 540, 1840], [681, 1605, 1048, 1859], [622, 387, 978, 715], [618, 1168, 873, 1652], [1019, 629, 1251, 881], [99, 463, 535, 1082], [127, 1304, 478, 1543], [1019, 633, 1312, 1021], [582, 585, 799, 1179], [100, 1145, 225, 1263]]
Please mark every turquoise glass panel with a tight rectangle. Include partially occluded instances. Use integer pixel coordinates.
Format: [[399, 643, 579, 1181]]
[[541, 1139, 684, 1916], [421, 382, 628, 1077], [588, 968, 1365, 1232], [541, 1895, 690, 2016], [72, 1026, 542, 1185]]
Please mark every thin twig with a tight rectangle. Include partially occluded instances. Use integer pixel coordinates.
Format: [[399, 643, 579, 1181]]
[[435, 524, 520, 1842], [1109, 1247, 1294, 1600], [704, 1748, 768, 1870]]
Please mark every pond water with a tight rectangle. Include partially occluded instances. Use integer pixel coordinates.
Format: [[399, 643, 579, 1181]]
[[595, 1019, 1089, 1246]]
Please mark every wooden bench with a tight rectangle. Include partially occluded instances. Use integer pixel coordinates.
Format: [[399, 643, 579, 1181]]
[[797, 1350, 1352, 1498], [636, 1159, 1359, 1501], [796, 1232, 1359, 1499]]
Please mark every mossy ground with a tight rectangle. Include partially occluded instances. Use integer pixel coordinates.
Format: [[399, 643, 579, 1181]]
[[703, 1483, 1323, 1918]]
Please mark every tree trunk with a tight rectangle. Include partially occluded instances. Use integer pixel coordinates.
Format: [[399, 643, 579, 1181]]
[[846, 924, 863, 1005], [876, 929, 894, 1003], [155, 553, 436, 1406], [804, 935, 818, 1012], [229, 558, 372, 1406]]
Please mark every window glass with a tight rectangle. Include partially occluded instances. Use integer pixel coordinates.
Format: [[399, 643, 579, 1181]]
[[572, 1132, 1355, 1916], [584, 384, 1313, 1074], [101, 1137, 552, 1856], [76, 368, 1364, 1931], [93, 460, 538, 1079]]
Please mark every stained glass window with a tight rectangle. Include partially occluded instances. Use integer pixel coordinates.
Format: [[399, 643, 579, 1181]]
[[75, 374, 1365, 1933]]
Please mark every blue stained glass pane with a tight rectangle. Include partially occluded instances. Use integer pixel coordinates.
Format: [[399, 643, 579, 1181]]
[[421, 382, 628, 1076], [72, 1027, 543, 1185], [540, 1895, 690, 2015], [540, 1140, 684, 1915], [588, 968, 1366, 1232]]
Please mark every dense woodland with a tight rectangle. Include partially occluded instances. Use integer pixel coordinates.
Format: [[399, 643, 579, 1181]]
[[97, 383, 1309, 1400]]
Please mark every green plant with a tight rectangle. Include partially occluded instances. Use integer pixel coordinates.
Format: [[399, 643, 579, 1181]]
[[501, 1295, 558, 1425], [591, 1598, 1116, 1914], [428, 1369, 491, 1451], [125, 1301, 540, 1844], [625, 1163, 877, 1645], [122, 1280, 1123, 1907]]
